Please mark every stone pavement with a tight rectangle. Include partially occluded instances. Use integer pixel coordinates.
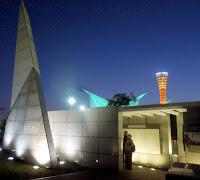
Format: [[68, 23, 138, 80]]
[[34, 165, 167, 180]]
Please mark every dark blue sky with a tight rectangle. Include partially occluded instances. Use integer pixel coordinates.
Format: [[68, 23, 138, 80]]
[[1, 0, 200, 110]]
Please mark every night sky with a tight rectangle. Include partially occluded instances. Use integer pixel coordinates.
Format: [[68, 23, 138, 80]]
[[1, 0, 200, 110]]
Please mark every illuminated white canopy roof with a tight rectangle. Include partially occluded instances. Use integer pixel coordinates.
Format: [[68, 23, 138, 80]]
[[121, 107, 186, 117]]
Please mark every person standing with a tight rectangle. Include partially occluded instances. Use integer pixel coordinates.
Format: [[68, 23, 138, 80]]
[[124, 134, 135, 170], [123, 131, 128, 163]]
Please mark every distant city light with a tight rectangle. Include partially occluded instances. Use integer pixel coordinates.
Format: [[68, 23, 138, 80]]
[[33, 165, 39, 169], [68, 97, 76, 106], [80, 105, 85, 111], [59, 161, 65, 165], [8, 157, 14, 161]]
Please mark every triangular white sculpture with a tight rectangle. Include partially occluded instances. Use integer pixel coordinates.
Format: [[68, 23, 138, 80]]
[[3, 1, 57, 167]]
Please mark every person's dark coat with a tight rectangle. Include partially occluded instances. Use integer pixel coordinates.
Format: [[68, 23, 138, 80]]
[[123, 134, 128, 162], [124, 138, 135, 170]]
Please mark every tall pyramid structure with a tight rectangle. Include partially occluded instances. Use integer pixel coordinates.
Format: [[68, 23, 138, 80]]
[[3, 0, 57, 167]]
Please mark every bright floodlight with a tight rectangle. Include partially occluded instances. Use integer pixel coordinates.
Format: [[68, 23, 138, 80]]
[[68, 97, 76, 106], [59, 161, 65, 165], [8, 157, 14, 161], [33, 165, 40, 169], [80, 105, 85, 111]]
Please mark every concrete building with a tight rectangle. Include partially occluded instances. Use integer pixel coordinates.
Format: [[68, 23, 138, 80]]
[[2, 0, 200, 171]]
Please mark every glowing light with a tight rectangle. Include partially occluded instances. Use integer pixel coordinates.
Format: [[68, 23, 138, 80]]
[[74, 160, 79, 163], [0, 147, 2, 151], [33, 165, 39, 169], [11, 149, 15, 152], [68, 97, 76, 106], [3, 134, 13, 147], [79, 105, 85, 111], [66, 141, 76, 152], [138, 165, 143, 168], [66, 150, 75, 156], [150, 168, 156, 171], [156, 71, 168, 104], [16, 149, 25, 157], [59, 161, 65, 165], [96, 160, 99, 163], [34, 150, 50, 165], [8, 157, 14, 161], [173, 154, 178, 157]]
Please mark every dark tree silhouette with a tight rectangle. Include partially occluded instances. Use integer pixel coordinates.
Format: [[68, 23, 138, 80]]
[[107, 93, 136, 107]]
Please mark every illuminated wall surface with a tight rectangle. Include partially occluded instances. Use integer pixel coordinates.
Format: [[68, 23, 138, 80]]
[[82, 89, 146, 108], [156, 72, 168, 104], [11, 1, 40, 108], [48, 108, 122, 169], [3, 1, 57, 167], [3, 69, 57, 167], [122, 114, 171, 169]]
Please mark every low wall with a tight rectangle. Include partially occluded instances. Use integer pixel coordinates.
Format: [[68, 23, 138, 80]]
[[48, 107, 122, 170]]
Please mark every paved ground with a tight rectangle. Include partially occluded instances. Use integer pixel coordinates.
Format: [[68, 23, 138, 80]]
[[119, 165, 166, 180], [35, 165, 167, 180]]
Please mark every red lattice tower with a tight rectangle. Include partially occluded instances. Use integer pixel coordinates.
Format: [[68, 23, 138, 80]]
[[156, 72, 168, 104]]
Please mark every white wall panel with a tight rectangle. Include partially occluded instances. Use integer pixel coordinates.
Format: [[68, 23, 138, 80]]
[[25, 107, 42, 121], [23, 121, 39, 135], [82, 122, 98, 137], [66, 123, 82, 136], [67, 111, 82, 122], [20, 135, 38, 150], [14, 121, 24, 134], [83, 109, 98, 122], [99, 138, 119, 155], [99, 108, 118, 122], [16, 108, 26, 120], [82, 137, 98, 153], [51, 123, 66, 136], [99, 122, 118, 138]]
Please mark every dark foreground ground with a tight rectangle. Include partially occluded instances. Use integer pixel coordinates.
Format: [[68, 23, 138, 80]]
[[0, 150, 83, 180], [34, 165, 166, 180]]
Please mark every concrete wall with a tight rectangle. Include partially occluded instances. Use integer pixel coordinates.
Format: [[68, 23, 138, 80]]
[[122, 114, 171, 169], [183, 108, 200, 165], [48, 107, 123, 170]]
